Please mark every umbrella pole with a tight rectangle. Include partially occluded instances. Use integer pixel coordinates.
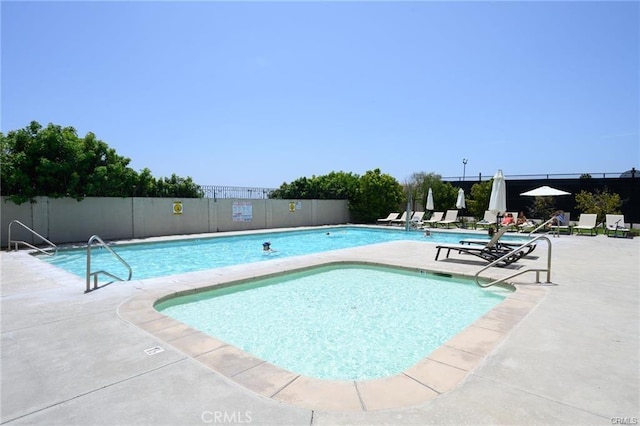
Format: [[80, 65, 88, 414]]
[[495, 212, 503, 234]]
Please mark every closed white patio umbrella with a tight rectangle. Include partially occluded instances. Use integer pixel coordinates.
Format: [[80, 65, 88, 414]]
[[456, 188, 466, 209], [488, 169, 507, 230], [488, 170, 507, 215], [456, 188, 466, 228], [426, 188, 435, 211]]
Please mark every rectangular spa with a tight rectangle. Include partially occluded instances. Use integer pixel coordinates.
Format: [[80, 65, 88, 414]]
[[155, 263, 513, 381]]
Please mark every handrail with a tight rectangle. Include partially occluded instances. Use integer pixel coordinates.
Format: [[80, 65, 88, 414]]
[[86, 235, 132, 293], [526, 218, 554, 235], [7, 220, 57, 255], [475, 234, 552, 288]]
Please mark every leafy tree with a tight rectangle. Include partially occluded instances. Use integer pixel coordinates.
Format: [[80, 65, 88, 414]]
[[156, 174, 204, 198], [467, 180, 493, 219], [1, 121, 203, 203], [527, 196, 556, 220], [408, 172, 437, 212], [270, 177, 317, 199], [270, 172, 360, 200], [434, 181, 459, 212], [575, 189, 622, 223], [318, 171, 360, 200], [404, 172, 459, 214], [349, 168, 404, 223], [272, 169, 403, 223]]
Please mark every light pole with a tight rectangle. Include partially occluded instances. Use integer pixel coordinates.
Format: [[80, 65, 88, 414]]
[[462, 159, 468, 181]]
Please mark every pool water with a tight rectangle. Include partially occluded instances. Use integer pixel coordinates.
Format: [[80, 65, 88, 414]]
[[156, 263, 511, 380], [42, 226, 530, 281]]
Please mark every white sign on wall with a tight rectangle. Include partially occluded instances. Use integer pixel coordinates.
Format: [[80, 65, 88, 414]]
[[232, 201, 253, 222]]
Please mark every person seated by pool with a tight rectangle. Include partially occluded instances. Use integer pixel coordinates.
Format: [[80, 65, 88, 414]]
[[501, 213, 514, 226], [516, 211, 528, 225], [549, 210, 565, 226]]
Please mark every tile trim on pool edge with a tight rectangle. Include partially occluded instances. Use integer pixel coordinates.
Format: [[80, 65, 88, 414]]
[[117, 261, 547, 412]]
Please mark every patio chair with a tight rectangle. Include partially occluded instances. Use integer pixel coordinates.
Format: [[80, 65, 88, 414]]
[[500, 212, 519, 232], [458, 230, 537, 257], [422, 212, 444, 228], [475, 210, 497, 229], [517, 219, 540, 233], [437, 210, 459, 228], [390, 211, 408, 226], [573, 214, 598, 236], [409, 211, 426, 228], [435, 227, 535, 267], [605, 214, 630, 237], [549, 211, 571, 236], [376, 212, 399, 225]]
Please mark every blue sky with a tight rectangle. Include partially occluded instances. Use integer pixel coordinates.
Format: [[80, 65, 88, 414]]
[[2, 1, 638, 188]]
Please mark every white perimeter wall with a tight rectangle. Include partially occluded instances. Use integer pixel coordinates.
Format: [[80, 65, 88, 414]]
[[0, 197, 350, 246]]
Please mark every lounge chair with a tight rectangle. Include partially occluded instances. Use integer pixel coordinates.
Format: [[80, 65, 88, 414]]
[[500, 212, 519, 232], [475, 211, 497, 229], [437, 210, 459, 228], [517, 219, 541, 233], [377, 212, 399, 225], [549, 211, 571, 236], [409, 211, 426, 228], [573, 213, 598, 236], [390, 211, 408, 226], [605, 214, 630, 237], [458, 230, 537, 257], [435, 227, 534, 267], [422, 212, 444, 228]]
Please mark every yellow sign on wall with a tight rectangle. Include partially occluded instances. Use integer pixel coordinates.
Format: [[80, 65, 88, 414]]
[[289, 201, 295, 212], [173, 201, 183, 215]]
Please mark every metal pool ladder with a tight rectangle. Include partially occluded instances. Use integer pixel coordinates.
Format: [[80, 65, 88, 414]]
[[86, 235, 132, 293], [474, 234, 552, 288], [7, 220, 57, 255]]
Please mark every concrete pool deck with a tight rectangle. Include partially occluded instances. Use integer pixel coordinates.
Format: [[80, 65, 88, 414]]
[[1, 228, 639, 425]]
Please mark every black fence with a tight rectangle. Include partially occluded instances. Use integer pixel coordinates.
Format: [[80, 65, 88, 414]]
[[445, 170, 639, 226], [197, 170, 638, 225], [442, 170, 633, 182]]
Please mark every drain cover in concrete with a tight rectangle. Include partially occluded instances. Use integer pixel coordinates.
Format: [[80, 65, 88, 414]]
[[144, 346, 165, 355]]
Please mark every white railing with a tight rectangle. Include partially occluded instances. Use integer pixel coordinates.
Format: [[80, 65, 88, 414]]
[[7, 220, 57, 255], [86, 235, 132, 293], [475, 234, 552, 288]]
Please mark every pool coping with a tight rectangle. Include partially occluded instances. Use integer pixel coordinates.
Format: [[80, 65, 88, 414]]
[[117, 259, 547, 412]]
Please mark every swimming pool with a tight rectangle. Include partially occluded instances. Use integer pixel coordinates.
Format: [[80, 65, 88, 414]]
[[155, 263, 512, 381], [42, 226, 531, 281]]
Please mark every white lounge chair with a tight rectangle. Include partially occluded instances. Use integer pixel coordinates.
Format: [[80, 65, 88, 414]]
[[605, 214, 629, 237], [549, 211, 571, 236], [573, 213, 598, 236], [475, 210, 497, 229], [500, 212, 519, 231], [390, 211, 408, 226], [518, 219, 542, 233], [422, 212, 444, 228], [377, 212, 399, 225], [409, 211, 426, 228], [437, 210, 459, 228]]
